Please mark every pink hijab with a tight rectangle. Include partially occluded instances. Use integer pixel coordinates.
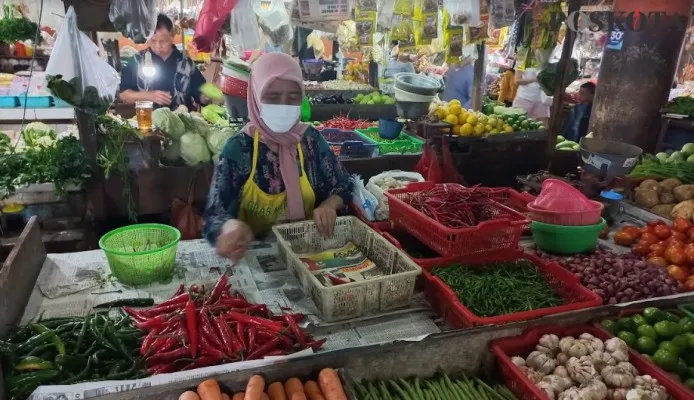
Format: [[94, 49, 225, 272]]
[[241, 53, 310, 221]]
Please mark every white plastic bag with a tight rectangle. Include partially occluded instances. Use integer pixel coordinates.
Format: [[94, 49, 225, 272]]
[[45, 7, 120, 115], [108, 0, 157, 44], [350, 174, 377, 221], [255, 0, 294, 47], [228, 0, 261, 53], [366, 170, 424, 221]]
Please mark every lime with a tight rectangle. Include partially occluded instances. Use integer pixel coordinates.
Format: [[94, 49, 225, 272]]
[[680, 317, 694, 333], [673, 334, 689, 350], [618, 331, 637, 347], [688, 332, 694, 349], [520, 120, 530, 129], [636, 336, 658, 355], [601, 320, 619, 334], [656, 321, 683, 338], [665, 311, 681, 323], [678, 358, 689, 377], [653, 348, 680, 372], [644, 307, 666, 324], [685, 378, 694, 390], [619, 317, 638, 332], [632, 314, 648, 326], [636, 324, 658, 339], [659, 341, 682, 357]]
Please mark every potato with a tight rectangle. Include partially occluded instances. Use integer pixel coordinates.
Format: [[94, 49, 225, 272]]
[[638, 179, 660, 192], [635, 188, 660, 208], [660, 191, 675, 204], [673, 184, 694, 202], [659, 178, 682, 193], [653, 204, 675, 219], [671, 200, 694, 220]]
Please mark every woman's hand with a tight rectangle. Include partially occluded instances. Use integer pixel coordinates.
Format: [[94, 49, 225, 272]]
[[313, 205, 337, 238], [215, 220, 253, 261]]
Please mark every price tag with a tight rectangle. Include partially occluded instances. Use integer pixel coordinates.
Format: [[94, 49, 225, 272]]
[[583, 153, 612, 170], [623, 157, 639, 168], [606, 25, 624, 51]]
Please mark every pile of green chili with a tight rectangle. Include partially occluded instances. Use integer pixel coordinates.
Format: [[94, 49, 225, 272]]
[[432, 260, 563, 317], [0, 311, 145, 399]]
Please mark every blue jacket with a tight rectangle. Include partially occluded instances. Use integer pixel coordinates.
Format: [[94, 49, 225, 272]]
[[442, 65, 474, 109]]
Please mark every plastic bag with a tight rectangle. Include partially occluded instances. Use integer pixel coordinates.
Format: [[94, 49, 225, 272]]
[[415, 140, 442, 183], [256, 0, 294, 47], [227, 0, 260, 54], [366, 171, 424, 221], [532, 179, 594, 212], [108, 0, 157, 44], [172, 179, 203, 240], [193, 0, 240, 52], [350, 174, 377, 221], [45, 7, 119, 115]]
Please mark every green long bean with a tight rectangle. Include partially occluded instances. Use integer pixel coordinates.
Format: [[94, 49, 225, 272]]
[[351, 375, 515, 400], [432, 260, 563, 317]]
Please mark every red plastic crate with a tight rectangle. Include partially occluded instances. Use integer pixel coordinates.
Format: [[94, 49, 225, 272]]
[[384, 182, 530, 257], [349, 203, 392, 232], [420, 250, 601, 328], [492, 324, 693, 400], [593, 309, 694, 399], [378, 228, 449, 266]]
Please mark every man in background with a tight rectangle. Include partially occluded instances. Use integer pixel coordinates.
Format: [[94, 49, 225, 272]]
[[442, 57, 474, 109], [564, 82, 596, 142]]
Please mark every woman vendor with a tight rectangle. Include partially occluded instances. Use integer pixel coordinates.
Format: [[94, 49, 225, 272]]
[[203, 53, 353, 261]]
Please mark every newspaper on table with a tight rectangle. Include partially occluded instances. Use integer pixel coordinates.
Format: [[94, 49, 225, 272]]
[[23, 238, 441, 400]]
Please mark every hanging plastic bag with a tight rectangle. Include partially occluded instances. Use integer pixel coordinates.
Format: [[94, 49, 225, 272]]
[[227, 0, 260, 54], [172, 178, 203, 240], [45, 7, 120, 115], [256, 0, 294, 48], [366, 171, 424, 220], [440, 137, 465, 184], [415, 140, 443, 183], [108, 0, 157, 44], [350, 174, 377, 221], [193, 0, 240, 52]]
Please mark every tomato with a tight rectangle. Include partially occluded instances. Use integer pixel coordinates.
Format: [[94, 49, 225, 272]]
[[647, 256, 669, 268], [687, 228, 694, 243], [686, 247, 694, 265], [684, 279, 694, 292], [649, 243, 667, 257], [648, 219, 666, 228], [673, 217, 693, 233], [639, 226, 651, 236], [671, 231, 688, 242], [614, 231, 635, 246], [632, 242, 652, 257], [665, 246, 686, 265], [621, 225, 642, 239], [653, 225, 673, 240], [668, 265, 689, 281], [664, 238, 684, 248], [639, 233, 660, 246]]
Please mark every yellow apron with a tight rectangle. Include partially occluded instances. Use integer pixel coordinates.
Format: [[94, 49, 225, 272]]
[[238, 131, 316, 235]]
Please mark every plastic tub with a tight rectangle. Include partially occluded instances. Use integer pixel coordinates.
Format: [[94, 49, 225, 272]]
[[531, 218, 606, 254], [393, 72, 441, 95], [395, 100, 431, 119], [99, 224, 181, 286], [527, 200, 604, 225], [579, 137, 643, 179], [221, 64, 250, 82], [320, 128, 377, 159], [218, 73, 248, 98], [492, 324, 693, 400], [420, 250, 601, 328], [385, 182, 529, 257], [0, 96, 18, 108], [303, 59, 324, 75], [393, 86, 436, 102], [378, 118, 404, 140]]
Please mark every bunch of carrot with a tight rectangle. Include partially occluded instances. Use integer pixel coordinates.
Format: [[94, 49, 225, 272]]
[[179, 368, 347, 400]]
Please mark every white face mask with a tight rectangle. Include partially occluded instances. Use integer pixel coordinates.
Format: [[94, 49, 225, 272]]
[[260, 103, 301, 133]]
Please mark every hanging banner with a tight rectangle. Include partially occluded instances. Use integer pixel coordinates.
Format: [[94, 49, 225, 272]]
[[297, 0, 354, 22]]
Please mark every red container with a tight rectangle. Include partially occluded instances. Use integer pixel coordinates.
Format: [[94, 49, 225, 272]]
[[379, 229, 449, 266], [594, 309, 694, 399], [481, 188, 535, 231], [492, 325, 693, 400], [527, 200, 604, 226], [218, 73, 248, 98], [349, 203, 392, 232], [384, 182, 530, 257], [420, 250, 601, 328]]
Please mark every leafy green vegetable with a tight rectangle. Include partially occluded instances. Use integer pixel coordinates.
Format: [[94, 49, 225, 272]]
[[206, 126, 237, 155], [46, 75, 113, 115], [201, 104, 227, 125], [180, 133, 210, 166], [22, 122, 56, 147], [152, 107, 185, 139], [178, 113, 211, 137], [537, 59, 579, 96], [161, 138, 181, 164], [0, 132, 10, 153], [0, 6, 39, 44], [630, 154, 694, 183], [663, 96, 694, 117]]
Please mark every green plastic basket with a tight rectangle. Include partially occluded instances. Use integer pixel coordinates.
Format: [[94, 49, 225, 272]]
[[531, 218, 606, 255], [99, 224, 181, 286], [677, 303, 694, 318], [355, 127, 424, 155]]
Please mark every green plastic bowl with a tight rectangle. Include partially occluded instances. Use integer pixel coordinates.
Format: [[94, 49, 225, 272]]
[[99, 224, 181, 286], [531, 218, 606, 255]]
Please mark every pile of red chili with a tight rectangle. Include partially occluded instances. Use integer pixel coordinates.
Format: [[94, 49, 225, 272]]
[[322, 115, 373, 131], [404, 185, 496, 228], [124, 275, 325, 375]]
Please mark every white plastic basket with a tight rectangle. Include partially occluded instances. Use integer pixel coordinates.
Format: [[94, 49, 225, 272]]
[[273, 217, 421, 322]]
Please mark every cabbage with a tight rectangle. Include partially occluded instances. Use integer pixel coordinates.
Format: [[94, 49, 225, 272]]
[[201, 104, 227, 124], [207, 126, 237, 155], [22, 122, 56, 147], [153, 108, 185, 139], [161, 139, 181, 163], [0, 131, 10, 153], [180, 133, 210, 165], [179, 113, 211, 137]]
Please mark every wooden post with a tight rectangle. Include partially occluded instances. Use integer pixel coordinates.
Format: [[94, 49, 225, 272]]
[[471, 43, 486, 111], [546, 0, 580, 155], [76, 110, 106, 219]]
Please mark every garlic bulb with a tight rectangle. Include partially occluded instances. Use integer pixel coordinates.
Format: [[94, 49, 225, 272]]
[[537, 334, 561, 355], [608, 388, 629, 400], [554, 366, 569, 378], [537, 381, 556, 399], [566, 357, 598, 384], [601, 365, 634, 388], [512, 356, 526, 367], [604, 338, 629, 362], [579, 333, 605, 354], [587, 350, 617, 372], [520, 366, 545, 383], [558, 387, 581, 400], [579, 379, 608, 400], [541, 374, 574, 393], [616, 362, 637, 376], [527, 350, 558, 375], [556, 353, 570, 366], [559, 337, 590, 358], [632, 375, 667, 400]]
